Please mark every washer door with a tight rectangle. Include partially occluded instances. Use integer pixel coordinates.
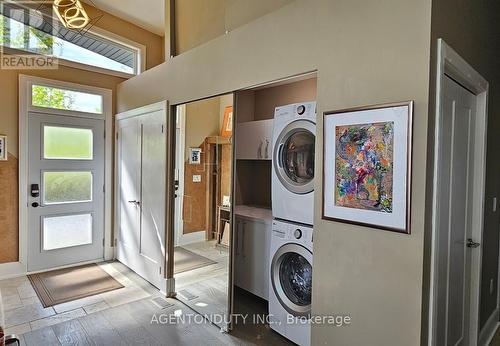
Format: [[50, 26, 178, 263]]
[[271, 243, 313, 317], [274, 120, 315, 194]]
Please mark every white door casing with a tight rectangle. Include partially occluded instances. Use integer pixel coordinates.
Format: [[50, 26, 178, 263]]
[[429, 40, 489, 346], [115, 101, 168, 293]]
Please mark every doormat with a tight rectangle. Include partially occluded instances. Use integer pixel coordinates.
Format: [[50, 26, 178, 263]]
[[174, 247, 216, 275], [28, 263, 124, 307]]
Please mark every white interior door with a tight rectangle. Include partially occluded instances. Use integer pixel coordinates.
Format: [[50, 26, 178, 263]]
[[116, 105, 166, 291], [27, 113, 105, 272], [435, 75, 478, 345]]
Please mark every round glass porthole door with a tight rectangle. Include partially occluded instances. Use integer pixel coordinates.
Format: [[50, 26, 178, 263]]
[[274, 120, 315, 194], [271, 243, 313, 317]]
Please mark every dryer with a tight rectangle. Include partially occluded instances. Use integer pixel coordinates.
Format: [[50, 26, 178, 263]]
[[272, 102, 316, 226], [269, 219, 313, 346]]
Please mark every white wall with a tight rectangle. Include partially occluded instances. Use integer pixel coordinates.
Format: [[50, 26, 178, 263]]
[[117, 0, 432, 344]]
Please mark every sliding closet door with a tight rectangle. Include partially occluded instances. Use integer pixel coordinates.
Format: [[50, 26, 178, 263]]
[[116, 102, 167, 292]]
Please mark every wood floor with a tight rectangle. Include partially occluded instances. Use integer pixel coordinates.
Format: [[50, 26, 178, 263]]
[[1, 253, 293, 345]]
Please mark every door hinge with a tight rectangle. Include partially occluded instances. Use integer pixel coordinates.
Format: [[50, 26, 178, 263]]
[[114, 238, 117, 246], [159, 267, 162, 275], [103, 185, 105, 193], [103, 130, 106, 139], [161, 124, 165, 133], [103, 238, 105, 246]]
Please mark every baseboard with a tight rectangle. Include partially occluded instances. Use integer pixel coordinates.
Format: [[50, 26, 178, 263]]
[[176, 231, 206, 246], [0, 261, 27, 280], [479, 308, 499, 346]]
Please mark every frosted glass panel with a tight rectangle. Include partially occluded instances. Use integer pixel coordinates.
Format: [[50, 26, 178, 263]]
[[43, 171, 92, 204], [44, 126, 93, 160], [43, 214, 92, 251]]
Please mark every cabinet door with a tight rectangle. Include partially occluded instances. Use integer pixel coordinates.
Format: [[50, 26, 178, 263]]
[[235, 119, 273, 160], [240, 219, 270, 300], [234, 218, 244, 288]]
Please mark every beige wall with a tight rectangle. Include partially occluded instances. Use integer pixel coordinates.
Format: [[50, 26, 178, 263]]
[[174, 0, 293, 54], [184, 97, 221, 157], [428, 0, 500, 332], [0, 4, 164, 264], [117, 0, 432, 344]]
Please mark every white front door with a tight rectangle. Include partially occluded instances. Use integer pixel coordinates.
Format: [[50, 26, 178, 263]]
[[116, 105, 166, 291], [435, 75, 478, 345], [27, 113, 105, 272]]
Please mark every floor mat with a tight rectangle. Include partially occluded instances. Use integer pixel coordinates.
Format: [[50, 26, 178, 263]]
[[28, 263, 123, 307], [174, 247, 217, 274]]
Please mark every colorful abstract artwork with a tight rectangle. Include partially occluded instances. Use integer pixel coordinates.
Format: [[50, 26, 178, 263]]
[[335, 122, 394, 213], [323, 102, 412, 233]]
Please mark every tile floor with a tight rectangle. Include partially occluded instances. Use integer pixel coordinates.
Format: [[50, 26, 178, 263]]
[[1, 261, 157, 338], [175, 241, 230, 328], [0, 247, 293, 345], [490, 326, 500, 345]]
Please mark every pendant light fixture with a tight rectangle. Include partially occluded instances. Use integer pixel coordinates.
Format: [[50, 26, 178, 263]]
[[53, 0, 90, 30]]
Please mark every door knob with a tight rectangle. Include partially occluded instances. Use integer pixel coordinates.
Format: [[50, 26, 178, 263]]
[[466, 239, 480, 248], [32, 202, 39, 208]]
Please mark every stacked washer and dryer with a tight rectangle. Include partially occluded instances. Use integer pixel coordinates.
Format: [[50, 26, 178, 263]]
[[269, 102, 316, 346]]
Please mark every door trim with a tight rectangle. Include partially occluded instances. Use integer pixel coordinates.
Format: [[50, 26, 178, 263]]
[[428, 39, 489, 346], [114, 100, 169, 294], [16, 75, 113, 277]]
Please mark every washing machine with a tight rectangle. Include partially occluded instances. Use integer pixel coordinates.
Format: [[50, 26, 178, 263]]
[[272, 102, 316, 226], [269, 220, 313, 346]]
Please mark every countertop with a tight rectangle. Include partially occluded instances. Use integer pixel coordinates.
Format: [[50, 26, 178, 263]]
[[234, 205, 273, 224]]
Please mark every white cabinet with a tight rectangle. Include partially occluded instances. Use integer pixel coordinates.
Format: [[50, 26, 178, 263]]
[[234, 216, 271, 300], [236, 119, 273, 160]]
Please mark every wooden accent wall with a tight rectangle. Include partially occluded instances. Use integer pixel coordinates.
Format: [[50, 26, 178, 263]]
[[219, 144, 232, 202], [182, 145, 207, 234], [0, 153, 19, 263]]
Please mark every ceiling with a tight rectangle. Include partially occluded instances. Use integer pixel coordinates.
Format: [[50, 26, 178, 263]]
[[84, 0, 165, 36]]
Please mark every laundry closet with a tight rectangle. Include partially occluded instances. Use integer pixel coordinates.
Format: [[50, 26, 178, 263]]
[[232, 74, 317, 346]]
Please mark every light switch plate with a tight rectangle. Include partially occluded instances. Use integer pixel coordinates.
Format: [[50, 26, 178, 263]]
[[193, 175, 202, 183]]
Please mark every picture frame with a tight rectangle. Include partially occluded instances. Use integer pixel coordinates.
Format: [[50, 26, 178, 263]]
[[220, 106, 233, 138], [322, 101, 413, 234], [0, 135, 7, 161], [189, 147, 202, 164]]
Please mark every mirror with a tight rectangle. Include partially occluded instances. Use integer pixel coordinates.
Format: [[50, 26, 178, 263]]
[[172, 94, 234, 330]]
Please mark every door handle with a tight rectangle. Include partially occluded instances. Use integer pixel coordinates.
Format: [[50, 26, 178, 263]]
[[277, 144, 284, 167], [242, 222, 246, 258], [235, 221, 240, 256], [466, 239, 480, 248], [128, 200, 141, 206]]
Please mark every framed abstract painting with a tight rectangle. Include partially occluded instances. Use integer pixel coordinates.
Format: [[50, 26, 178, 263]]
[[322, 101, 413, 233]]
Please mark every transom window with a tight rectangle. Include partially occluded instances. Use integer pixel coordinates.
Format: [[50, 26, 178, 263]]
[[0, 3, 142, 75], [34, 85, 103, 114]]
